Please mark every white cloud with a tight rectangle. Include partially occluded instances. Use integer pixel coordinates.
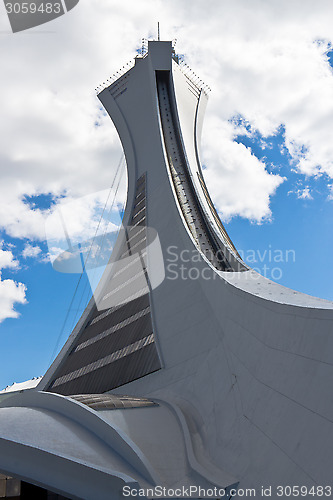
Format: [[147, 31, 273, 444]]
[[202, 118, 284, 221], [45, 189, 122, 272], [0, 0, 333, 234], [0, 242, 26, 322], [0, 242, 19, 270], [296, 187, 313, 200], [0, 272, 27, 323], [22, 243, 42, 259], [172, 0, 333, 197]]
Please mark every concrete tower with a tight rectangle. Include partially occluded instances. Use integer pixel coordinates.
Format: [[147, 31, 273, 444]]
[[1, 40, 333, 500]]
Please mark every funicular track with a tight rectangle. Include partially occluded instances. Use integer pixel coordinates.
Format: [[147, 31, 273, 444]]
[[156, 70, 237, 272]]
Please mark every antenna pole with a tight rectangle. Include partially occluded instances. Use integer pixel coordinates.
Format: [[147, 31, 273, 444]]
[[158, 22, 160, 41]]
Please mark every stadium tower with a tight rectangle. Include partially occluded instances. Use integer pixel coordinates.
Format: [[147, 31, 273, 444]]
[[1, 40, 333, 500]]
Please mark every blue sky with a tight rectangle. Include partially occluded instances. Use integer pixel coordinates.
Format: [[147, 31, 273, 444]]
[[1, 0, 333, 389], [229, 121, 333, 300]]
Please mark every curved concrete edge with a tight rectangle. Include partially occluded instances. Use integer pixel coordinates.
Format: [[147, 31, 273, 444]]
[[0, 435, 137, 500], [220, 268, 333, 310], [0, 390, 162, 486], [153, 397, 238, 492]]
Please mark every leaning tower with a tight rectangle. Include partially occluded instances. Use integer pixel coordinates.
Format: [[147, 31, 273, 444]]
[[1, 40, 333, 500]]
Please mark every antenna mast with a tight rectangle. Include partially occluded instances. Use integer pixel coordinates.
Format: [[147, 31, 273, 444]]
[[158, 22, 160, 41]]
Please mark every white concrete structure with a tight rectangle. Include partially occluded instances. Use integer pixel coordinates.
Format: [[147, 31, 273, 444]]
[[0, 377, 42, 394], [1, 40, 333, 499]]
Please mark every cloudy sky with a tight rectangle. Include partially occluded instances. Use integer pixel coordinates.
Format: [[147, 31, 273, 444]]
[[1, 0, 333, 389]]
